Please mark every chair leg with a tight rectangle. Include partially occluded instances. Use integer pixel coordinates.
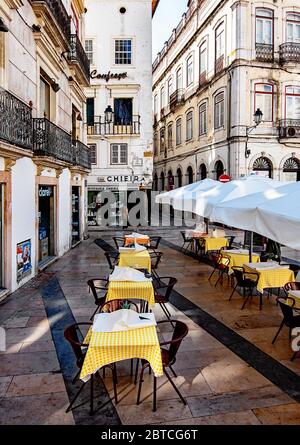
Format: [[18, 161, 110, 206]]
[[136, 363, 148, 405], [241, 294, 250, 310], [89, 374, 94, 415], [229, 284, 237, 301], [66, 381, 87, 413], [134, 359, 140, 384], [130, 359, 133, 376], [208, 267, 216, 281], [169, 365, 177, 378], [291, 351, 297, 362], [153, 376, 157, 412], [164, 368, 186, 405], [72, 369, 80, 385], [272, 320, 285, 344], [259, 292, 263, 311], [90, 305, 100, 321], [112, 364, 118, 404], [214, 271, 223, 287]]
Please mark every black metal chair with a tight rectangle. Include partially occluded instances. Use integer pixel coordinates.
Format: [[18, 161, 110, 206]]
[[272, 297, 300, 358], [149, 251, 163, 278], [147, 236, 161, 251], [104, 251, 119, 270], [229, 266, 260, 309], [112, 237, 125, 249], [87, 278, 109, 320], [136, 320, 188, 412], [180, 231, 193, 253], [153, 276, 177, 323], [64, 323, 118, 415], [208, 253, 230, 287]]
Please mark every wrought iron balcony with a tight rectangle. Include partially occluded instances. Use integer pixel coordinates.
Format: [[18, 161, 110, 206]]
[[278, 119, 300, 138], [0, 87, 33, 150], [215, 55, 224, 75], [68, 34, 90, 85], [30, 0, 71, 43], [33, 118, 73, 163], [72, 140, 91, 170], [86, 116, 141, 136], [256, 43, 274, 62], [279, 42, 300, 64], [169, 89, 184, 110]]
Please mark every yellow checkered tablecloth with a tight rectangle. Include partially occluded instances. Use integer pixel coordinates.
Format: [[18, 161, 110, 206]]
[[243, 264, 295, 294], [80, 326, 163, 382], [222, 252, 260, 274], [106, 281, 155, 307], [201, 237, 228, 253], [118, 250, 151, 272]]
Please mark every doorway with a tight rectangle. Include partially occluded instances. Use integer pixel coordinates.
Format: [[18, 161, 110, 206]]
[[0, 184, 3, 289], [38, 185, 55, 265], [72, 186, 80, 245]]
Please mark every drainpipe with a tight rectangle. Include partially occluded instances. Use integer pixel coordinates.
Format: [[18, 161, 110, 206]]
[[227, 69, 232, 177]]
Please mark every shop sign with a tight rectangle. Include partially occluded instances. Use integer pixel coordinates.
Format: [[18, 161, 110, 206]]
[[16, 239, 32, 283], [39, 186, 53, 198], [90, 70, 128, 82]]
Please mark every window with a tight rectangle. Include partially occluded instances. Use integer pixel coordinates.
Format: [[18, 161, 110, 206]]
[[167, 124, 173, 149], [154, 94, 158, 115], [176, 118, 182, 145], [256, 9, 274, 45], [85, 39, 94, 65], [286, 13, 300, 43], [154, 133, 158, 155], [160, 127, 165, 152], [254, 83, 273, 122], [199, 41, 207, 82], [115, 39, 132, 64], [40, 75, 50, 118], [215, 23, 225, 61], [114, 98, 132, 124], [88, 144, 97, 164], [160, 86, 165, 109], [176, 67, 183, 90], [86, 98, 95, 125], [167, 77, 173, 102], [71, 5, 79, 33], [111, 144, 127, 164], [286, 86, 300, 119], [199, 102, 207, 135], [186, 111, 193, 140], [186, 55, 194, 86], [214, 92, 225, 129]]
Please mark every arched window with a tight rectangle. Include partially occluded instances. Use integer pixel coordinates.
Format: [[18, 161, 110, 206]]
[[167, 170, 174, 190], [186, 54, 194, 86], [286, 12, 300, 43], [187, 166, 194, 184], [199, 41, 207, 84], [176, 118, 182, 145], [160, 172, 165, 191], [252, 156, 273, 178], [214, 160, 224, 180], [153, 172, 158, 191], [176, 67, 182, 90], [215, 22, 225, 73], [214, 92, 225, 129], [176, 168, 182, 188], [199, 163, 207, 180], [283, 157, 300, 181]]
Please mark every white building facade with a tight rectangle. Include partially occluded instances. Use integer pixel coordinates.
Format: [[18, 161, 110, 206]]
[[84, 0, 154, 227], [152, 0, 300, 192], [0, 0, 91, 296]]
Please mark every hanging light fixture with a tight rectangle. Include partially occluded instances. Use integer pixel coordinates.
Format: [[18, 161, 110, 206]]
[[77, 112, 83, 121], [253, 108, 263, 125], [0, 18, 9, 32], [50, 79, 60, 93], [104, 105, 114, 123]]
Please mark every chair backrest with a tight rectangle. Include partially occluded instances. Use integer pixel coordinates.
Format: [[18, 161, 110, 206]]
[[104, 251, 119, 269], [277, 297, 296, 324], [156, 276, 177, 301], [87, 278, 108, 305], [99, 299, 139, 313], [159, 320, 188, 363], [180, 231, 187, 242], [284, 282, 300, 292], [64, 323, 91, 368], [150, 251, 163, 270], [113, 237, 124, 249], [232, 267, 246, 285], [149, 236, 161, 249]]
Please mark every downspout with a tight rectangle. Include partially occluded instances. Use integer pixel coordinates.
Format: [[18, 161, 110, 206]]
[[227, 69, 232, 176]]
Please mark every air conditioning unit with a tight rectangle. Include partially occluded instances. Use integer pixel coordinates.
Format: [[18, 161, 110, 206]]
[[286, 127, 296, 137]]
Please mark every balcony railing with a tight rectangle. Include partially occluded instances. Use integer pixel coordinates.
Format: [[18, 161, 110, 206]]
[[68, 34, 90, 83], [169, 89, 184, 110], [215, 55, 224, 75], [30, 0, 71, 42], [0, 87, 33, 150], [278, 119, 300, 138], [33, 118, 73, 163], [72, 140, 91, 169], [279, 42, 300, 64], [256, 43, 274, 62], [87, 116, 141, 136]]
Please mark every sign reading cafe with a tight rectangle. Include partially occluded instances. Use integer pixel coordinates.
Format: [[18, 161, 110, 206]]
[[90, 70, 128, 82]]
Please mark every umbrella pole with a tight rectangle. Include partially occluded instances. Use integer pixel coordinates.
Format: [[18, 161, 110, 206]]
[[249, 231, 253, 263]]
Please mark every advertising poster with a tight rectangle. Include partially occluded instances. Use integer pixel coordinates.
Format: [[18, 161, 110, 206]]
[[16, 239, 32, 283]]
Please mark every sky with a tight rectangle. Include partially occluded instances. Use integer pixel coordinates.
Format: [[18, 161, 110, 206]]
[[152, 0, 188, 60]]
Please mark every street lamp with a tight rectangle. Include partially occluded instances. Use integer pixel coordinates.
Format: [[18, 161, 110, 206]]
[[245, 108, 263, 158], [0, 18, 9, 32], [104, 105, 114, 123]]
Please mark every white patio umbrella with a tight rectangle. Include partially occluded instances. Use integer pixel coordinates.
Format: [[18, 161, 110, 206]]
[[155, 178, 218, 206]]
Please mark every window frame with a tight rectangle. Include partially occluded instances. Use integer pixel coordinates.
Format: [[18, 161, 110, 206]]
[[286, 12, 300, 43], [176, 67, 183, 90], [214, 92, 225, 130], [254, 83, 274, 123], [199, 41, 207, 78], [114, 39, 133, 65], [167, 123, 173, 149], [186, 110, 193, 141], [255, 8, 274, 46], [285, 85, 300, 120], [176, 118, 182, 146], [199, 101, 207, 136], [85, 39, 94, 65], [186, 54, 194, 87], [88, 143, 97, 165], [110, 143, 128, 165], [215, 22, 225, 62]]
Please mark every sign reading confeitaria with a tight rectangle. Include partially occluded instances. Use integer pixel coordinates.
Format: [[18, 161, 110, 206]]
[[90, 70, 128, 82]]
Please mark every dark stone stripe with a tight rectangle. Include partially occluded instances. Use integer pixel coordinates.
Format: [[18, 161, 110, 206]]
[[96, 237, 300, 404], [40, 276, 121, 425]]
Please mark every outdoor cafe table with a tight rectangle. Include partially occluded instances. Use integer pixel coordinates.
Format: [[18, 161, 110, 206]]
[[221, 249, 260, 274], [243, 262, 295, 294], [80, 325, 163, 383], [106, 280, 155, 308], [118, 249, 151, 272], [124, 234, 150, 246], [200, 236, 228, 253]]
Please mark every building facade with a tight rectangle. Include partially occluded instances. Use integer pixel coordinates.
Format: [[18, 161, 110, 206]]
[[0, 0, 91, 296], [84, 0, 154, 227], [152, 0, 300, 192]]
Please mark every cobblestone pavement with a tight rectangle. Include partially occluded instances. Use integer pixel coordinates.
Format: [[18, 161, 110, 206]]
[[1, 227, 300, 425]]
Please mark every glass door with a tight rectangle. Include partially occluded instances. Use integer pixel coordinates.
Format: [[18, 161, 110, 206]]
[[0, 185, 3, 288], [38, 186, 55, 264], [72, 186, 80, 245]]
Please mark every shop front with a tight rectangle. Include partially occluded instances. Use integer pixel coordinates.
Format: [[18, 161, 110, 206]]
[[38, 185, 55, 265]]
